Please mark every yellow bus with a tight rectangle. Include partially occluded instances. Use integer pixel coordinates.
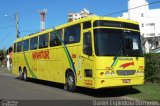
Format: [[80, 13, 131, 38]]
[[12, 16, 144, 91]]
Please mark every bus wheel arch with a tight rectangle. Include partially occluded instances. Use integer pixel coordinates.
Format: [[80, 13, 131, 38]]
[[65, 69, 76, 92], [23, 67, 27, 81]]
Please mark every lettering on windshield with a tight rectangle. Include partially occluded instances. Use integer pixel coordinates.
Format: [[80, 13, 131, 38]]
[[119, 57, 133, 61]]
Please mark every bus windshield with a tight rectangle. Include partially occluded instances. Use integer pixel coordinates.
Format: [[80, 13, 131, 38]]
[[94, 28, 143, 57]]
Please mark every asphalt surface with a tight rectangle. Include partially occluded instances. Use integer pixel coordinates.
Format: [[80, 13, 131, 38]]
[[0, 68, 140, 100]]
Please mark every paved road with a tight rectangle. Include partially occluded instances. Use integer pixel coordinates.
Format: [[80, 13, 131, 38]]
[[0, 68, 140, 100]]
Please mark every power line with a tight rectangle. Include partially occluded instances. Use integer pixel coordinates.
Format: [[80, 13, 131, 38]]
[[0, 27, 14, 44], [0, 29, 15, 50], [0, 13, 19, 39], [0, 25, 15, 30], [20, 29, 40, 36], [0, 15, 15, 25], [0, 17, 15, 28], [20, 29, 39, 33], [0, 19, 14, 25], [104, 0, 160, 16]]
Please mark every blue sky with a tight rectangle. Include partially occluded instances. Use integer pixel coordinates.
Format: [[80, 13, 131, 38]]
[[0, 0, 159, 50]]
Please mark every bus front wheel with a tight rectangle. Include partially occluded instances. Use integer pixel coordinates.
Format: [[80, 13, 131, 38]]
[[66, 71, 76, 92]]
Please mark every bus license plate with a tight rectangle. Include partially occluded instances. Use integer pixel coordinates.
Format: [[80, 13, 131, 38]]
[[123, 79, 131, 83]]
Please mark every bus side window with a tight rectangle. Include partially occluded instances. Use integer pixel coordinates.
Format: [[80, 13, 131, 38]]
[[23, 39, 29, 51], [64, 24, 80, 44], [17, 41, 22, 52], [83, 21, 91, 29], [83, 32, 92, 56], [14, 43, 17, 53], [30, 37, 38, 50], [50, 30, 62, 47], [39, 34, 49, 49]]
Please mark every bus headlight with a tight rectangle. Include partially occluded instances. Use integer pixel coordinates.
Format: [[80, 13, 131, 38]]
[[106, 71, 110, 76], [137, 70, 143, 74], [111, 71, 114, 76], [140, 70, 143, 74]]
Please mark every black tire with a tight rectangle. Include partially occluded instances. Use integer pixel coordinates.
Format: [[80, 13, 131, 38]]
[[22, 70, 27, 81], [66, 71, 76, 92], [19, 68, 23, 80]]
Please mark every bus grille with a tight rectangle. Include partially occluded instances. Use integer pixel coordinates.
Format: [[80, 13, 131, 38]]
[[116, 70, 136, 75]]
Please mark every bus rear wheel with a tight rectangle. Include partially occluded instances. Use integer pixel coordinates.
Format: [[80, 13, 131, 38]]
[[66, 71, 76, 92], [22, 69, 27, 81]]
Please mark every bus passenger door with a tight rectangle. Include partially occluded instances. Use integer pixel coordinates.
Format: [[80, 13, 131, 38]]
[[79, 30, 94, 87]]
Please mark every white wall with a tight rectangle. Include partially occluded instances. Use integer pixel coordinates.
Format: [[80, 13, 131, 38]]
[[120, 0, 160, 53]]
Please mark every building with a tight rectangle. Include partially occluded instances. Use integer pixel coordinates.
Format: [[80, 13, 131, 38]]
[[151, 47, 160, 53], [68, 8, 96, 22], [120, 0, 160, 53]]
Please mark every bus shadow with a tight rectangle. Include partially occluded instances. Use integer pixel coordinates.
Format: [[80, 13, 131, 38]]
[[15, 77, 64, 89], [76, 87, 141, 98], [17, 78, 141, 98], [27, 78, 64, 89]]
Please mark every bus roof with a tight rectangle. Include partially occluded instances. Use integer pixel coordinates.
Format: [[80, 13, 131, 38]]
[[14, 16, 139, 43]]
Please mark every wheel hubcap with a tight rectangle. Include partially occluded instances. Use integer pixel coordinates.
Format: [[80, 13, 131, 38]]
[[24, 72, 26, 79], [68, 76, 73, 86]]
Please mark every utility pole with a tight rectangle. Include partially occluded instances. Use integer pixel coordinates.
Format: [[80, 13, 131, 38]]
[[40, 9, 47, 31], [16, 13, 20, 38]]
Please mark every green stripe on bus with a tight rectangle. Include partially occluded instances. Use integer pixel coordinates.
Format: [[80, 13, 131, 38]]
[[111, 57, 119, 67], [23, 51, 37, 79], [22, 40, 37, 79], [54, 31, 73, 70]]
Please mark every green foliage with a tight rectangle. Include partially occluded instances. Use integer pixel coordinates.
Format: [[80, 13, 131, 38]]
[[0, 50, 5, 61], [145, 53, 160, 83], [128, 83, 160, 100]]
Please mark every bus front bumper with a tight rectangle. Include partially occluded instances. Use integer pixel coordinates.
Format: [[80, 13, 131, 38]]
[[94, 76, 144, 89]]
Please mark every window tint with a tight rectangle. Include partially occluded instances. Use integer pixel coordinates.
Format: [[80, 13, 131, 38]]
[[83, 32, 92, 56], [17, 41, 22, 52], [124, 31, 143, 57], [64, 24, 80, 44], [39, 34, 48, 49], [14, 43, 16, 53], [94, 29, 123, 56], [50, 30, 62, 47], [30, 37, 38, 50], [23, 39, 29, 51], [94, 20, 139, 30], [83, 21, 91, 29]]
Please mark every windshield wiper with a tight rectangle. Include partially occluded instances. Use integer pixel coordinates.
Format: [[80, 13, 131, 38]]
[[113, 45, 122, 60], [113, 34, 124, 60]]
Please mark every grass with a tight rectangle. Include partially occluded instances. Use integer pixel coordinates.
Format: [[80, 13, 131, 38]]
[[128, 83, 160, 101]]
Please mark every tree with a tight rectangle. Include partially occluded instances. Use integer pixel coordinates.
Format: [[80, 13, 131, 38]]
[[0, 50, 5, 61], [0, 50, 6, 61]]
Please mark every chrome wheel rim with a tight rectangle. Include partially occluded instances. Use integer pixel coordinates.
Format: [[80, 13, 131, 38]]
[[67, 76, 73, 86], [24, 72, 27, 80]]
